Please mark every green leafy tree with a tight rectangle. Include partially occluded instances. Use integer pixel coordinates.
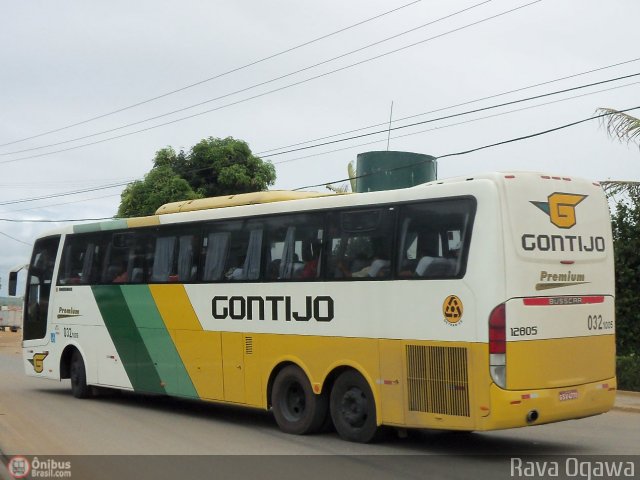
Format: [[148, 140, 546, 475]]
[[117, 165, 201, 217], [597, 108, 640, 389], [611, 197, 640, 357], [117, 137, 275, 217], [152, 146, 188, 172], [175, 137, 275, 197]]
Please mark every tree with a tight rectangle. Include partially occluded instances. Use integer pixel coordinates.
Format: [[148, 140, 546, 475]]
[[611, 197, 640, 357], [598, 108, 640, 147], [117, 165, 201, 217], [117, 137, 276, 217], [173, 137, 275, 198], [597, 108, 640, 389], [596, 108, 640, 199], [325, 161, 356, 193]]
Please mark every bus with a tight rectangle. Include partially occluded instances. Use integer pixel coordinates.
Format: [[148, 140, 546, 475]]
[[9, 172, 616, 443]]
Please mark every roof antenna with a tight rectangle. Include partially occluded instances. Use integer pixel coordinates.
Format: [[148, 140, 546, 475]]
[[386, 101, 394, 151]]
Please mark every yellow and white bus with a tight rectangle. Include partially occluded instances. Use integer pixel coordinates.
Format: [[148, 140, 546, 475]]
[[9, 171, 616, 442]]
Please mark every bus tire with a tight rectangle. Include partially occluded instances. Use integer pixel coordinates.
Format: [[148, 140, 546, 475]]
[[330, 370, 380, 443], [70, 350, 92, 399], [272, 365, 328, 435]]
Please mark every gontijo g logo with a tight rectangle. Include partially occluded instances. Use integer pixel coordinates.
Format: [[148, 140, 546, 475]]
[[531, 193, 587, 229], [28, 352, 48, 374]]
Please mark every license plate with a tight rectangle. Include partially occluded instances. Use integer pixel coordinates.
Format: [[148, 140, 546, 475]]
[[559, 390, 578, 401]]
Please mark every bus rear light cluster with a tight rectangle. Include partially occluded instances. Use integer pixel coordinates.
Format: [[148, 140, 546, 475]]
[[489, 304, 506, 354], [489, 303, 506, 389]]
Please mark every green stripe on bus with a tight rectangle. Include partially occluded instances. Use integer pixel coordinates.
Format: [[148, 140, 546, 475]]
[[99, 219, 128, 231], [73, 223, 102, 234], [91, 285, 166, 394], [120, 285, 198, 398], [73, 219, 128, 234]]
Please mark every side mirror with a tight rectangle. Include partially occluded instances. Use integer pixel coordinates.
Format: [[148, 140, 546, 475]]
[[8, 264, 28, 296], [8, 271, 18, 296]]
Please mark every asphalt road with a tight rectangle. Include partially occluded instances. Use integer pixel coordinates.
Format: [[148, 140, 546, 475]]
[[1, 332, 638, 480]]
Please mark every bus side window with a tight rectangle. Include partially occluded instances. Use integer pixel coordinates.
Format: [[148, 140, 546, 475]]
[[58, 238, 86, 285], [397, 200, 473, 279], [57, 234, 105, 286], [202, 231, 230, 281], [150, 231, 199, 283], [201, 220, 262, 282], [326, 209, 394, 280], [264, 213, 323, 281], [102, 232, 155, 284], [102, 234, 131, 283]]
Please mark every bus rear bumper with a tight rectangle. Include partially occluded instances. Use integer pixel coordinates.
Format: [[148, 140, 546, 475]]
[[477, 377, 616, 431]]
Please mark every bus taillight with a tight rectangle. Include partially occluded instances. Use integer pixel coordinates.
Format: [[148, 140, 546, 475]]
[[489, 304, 506, 354], [489, 303, 506, 388]]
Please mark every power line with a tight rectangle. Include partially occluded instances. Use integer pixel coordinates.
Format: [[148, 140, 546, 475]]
[[0, 181, 131, 207], [292, 106, 640, 190], [0, 0, 493, 158], [0, 230, 32, 246], [0, 177, 134, 189], [0, 75, 636, 211], [273, 80, 640, 166], [0, 165, 224, 208], [256, 56, 640, 156], [262, 71, 640, 158], [437, 107, 640, 160], [0, 1, 540, 166], [0, 193, 121, 215], [0, 0, 424, 149], [3, 105, 639, 222], [0, 218, 111, 223]]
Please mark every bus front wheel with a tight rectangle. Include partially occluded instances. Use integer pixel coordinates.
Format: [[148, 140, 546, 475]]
[[272, 365, 328, 435], [70, 350, 92, 399], [330, 370, 380, 443]]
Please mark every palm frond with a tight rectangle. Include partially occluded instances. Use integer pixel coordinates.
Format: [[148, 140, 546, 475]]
[[347, 161, 357, 192], [325, 183, 350, 193], [600, 180, 640, 204], [597, 108, 640, 147]]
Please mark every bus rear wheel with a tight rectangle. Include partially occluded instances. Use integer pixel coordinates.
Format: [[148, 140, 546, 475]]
[[330, 370, 380, 443], [272, 365, 328, 435], [70, 350, 92, 399]]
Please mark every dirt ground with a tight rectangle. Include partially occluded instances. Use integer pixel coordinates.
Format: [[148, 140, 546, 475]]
[[0, 330, 22, 354]]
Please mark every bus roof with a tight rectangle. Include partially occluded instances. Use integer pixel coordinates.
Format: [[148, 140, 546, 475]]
[[155, 190, 339, 215], [33, 172, 603, 237]]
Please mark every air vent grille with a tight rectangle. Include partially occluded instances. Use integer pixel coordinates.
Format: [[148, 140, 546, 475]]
[[406, 345, 470, 416]]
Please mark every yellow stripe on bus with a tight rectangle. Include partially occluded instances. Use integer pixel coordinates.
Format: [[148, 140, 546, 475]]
[[149, 284, 224, 400], [127, 216, 161, 228]]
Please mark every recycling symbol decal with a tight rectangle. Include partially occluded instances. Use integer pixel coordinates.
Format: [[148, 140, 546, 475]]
[[443, 295, 463, 326]]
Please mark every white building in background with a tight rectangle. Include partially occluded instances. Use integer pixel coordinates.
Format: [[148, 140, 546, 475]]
[[0, 296, 23, 332]]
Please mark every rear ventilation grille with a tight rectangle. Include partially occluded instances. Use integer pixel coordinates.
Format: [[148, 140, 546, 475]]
[[406, 345, 470, 417], [245, 336, 253, 355]]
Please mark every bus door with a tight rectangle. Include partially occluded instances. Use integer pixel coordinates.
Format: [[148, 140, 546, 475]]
[[23, 235, 61, 376]]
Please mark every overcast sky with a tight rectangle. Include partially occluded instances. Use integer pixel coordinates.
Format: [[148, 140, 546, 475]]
[[1, 0, 639, 295]]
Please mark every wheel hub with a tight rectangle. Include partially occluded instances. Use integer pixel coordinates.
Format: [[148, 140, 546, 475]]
[[284, 382, 305, 420], [340, 387, 367, 427]]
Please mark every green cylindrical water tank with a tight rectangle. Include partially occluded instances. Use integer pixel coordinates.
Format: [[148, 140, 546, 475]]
[[355, 151, 437, 193]]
